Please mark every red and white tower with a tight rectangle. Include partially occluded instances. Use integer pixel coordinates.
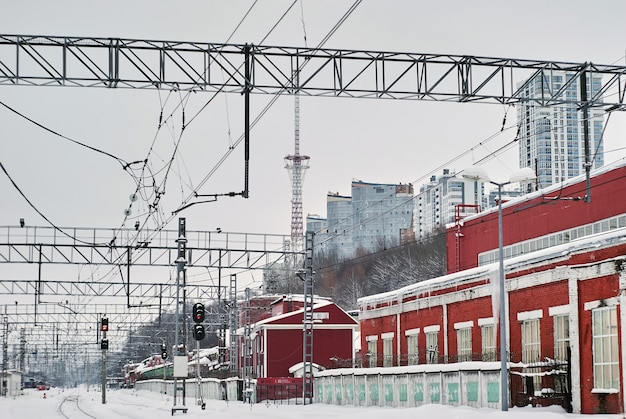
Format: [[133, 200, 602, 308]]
[[284, 82, 310, 252]]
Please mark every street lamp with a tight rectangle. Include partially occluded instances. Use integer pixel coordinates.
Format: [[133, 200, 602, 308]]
[[462, 166, 536, 412]]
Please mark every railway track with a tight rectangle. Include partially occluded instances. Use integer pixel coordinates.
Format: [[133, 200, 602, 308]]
[[57, 393, 98, 419]]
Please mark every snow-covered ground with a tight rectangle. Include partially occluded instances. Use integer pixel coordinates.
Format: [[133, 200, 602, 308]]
[[0, 387, 622, 419]]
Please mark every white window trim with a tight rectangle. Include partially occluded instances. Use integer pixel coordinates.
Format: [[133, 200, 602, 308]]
[[517, 309, 543, 322], [405, 328, 420, 336], [424, 325, 440, 333], [478, 317, 494, 326], [381, 332, 394, 340], [549, 305, 570, 316], [454, 320, 474, 330], [584, 297, 619, 311], [366, 335, 378, 342]]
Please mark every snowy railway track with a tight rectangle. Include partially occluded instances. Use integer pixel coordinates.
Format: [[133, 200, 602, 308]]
[[57, 393, 98, 419]]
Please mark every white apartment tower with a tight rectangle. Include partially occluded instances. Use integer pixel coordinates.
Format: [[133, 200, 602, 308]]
[[415, 169, 484, 240], [517, 71, 604, 189]]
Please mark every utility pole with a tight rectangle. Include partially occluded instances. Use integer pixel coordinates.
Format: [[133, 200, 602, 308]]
[[172, 217, 188, 415], [228, 274, 238, 375], [242, 288, 252, 403], [100, 316, 109, 404], [301, 231, 314, 404], [2, 307, 7, 397]]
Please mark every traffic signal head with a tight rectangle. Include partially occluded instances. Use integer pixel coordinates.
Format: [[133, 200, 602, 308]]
[[101, 317, 109, 332], [193, 324, 205, 341], [161, 343, 168, 360], [101, 339, 109, 350], [193, 303, 205, 323]]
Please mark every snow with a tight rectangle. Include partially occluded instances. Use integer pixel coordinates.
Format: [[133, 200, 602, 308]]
[[1, 387, 623, 419]]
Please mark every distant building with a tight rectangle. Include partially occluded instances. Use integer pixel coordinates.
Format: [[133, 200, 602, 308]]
[[310, 182, 414, 260], [351, 181, 414, 253], [486, 187, 524, 209], [324, 193, 353, 259], [517, 70, 604, 190], [415, 169, 484, 240], [305, 214, 329, 254]]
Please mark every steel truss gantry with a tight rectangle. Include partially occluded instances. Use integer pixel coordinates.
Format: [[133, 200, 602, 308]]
[[1, 34, 625, 109], [0, 225, 296, 331], [0, 226, 294, 269]]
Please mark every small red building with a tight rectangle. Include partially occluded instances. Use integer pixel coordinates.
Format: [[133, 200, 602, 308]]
[[238, 295, 358, 379], [360, 158, 626, 414]]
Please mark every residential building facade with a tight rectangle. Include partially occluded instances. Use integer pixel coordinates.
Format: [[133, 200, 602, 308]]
[[311, 182, 414, 260], [415, 169, 484, 240], [351, 181, 414, 253], [517, 70, 604, 190]]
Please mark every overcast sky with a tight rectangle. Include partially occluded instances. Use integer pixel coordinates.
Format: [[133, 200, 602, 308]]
[[2, 0, 626, 238]]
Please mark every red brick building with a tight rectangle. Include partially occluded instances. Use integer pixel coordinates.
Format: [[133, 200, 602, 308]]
[[238, 295, 358, 379], [359, 159, 626, 414]]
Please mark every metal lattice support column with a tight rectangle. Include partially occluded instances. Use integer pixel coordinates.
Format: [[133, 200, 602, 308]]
[[172, 218, 188, 415], [242, 288, 252, 402], [2, 311, 7, 397], [228, 274, 238, 374], [302, 231, 314, 404]]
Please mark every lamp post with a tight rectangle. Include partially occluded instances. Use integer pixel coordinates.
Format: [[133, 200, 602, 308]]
[[462, 166, 536, 412]]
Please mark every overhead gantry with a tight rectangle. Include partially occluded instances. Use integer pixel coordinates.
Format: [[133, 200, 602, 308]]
[[1, 34, 625, 109]]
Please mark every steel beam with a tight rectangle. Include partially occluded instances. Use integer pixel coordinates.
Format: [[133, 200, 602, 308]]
[[0, 34, 625, 109]]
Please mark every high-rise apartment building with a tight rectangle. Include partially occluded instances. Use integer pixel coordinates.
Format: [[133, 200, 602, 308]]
[[415, 169, 484, 240], [517, 71, 604, 189], [324, 193, 354, 259], [351, 181, 414, 253], [308, 182, 414, 260]]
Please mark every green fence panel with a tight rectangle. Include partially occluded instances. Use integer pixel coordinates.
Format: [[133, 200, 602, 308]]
[[358, 383, 366, 402], [399, 383, 408, 402], [487, 382, 499, 403], [430, 382, 441, 403], [467, 381, 479, 402], [384, 383, 394, 402], [370, 382, 379, 401], [414, 382, 424, 402], [346, 382, 354, 402], [447, 382, 459, 403]]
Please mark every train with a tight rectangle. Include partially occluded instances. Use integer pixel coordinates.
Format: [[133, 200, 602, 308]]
[[122, 347, 223, 388]]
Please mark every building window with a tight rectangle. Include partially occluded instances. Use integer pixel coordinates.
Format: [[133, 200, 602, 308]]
[[481, 324, 497, 361], [367, 337, 378, 368], [522, 318, 541, 392], [426, 332, 439, 364], [383, 337, 393, 367], [522, 318, 541, 362], [593, 306, 619, 390], [457, 328, 472, 362], [407, 334, 419, 366], [554, 314, 570, 362]]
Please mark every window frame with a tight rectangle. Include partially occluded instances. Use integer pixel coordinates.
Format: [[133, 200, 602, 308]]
[[592, 306, 619, 390]]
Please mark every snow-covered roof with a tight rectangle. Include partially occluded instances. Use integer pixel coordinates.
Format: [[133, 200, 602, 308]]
[[359, 225, 626, 307], [448, 157, 626, 228], [253, 299, 335, 327], [316, 361, 502, 377]]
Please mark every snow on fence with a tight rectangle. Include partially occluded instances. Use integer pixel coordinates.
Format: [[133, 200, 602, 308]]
[[134, 377, 242, 402], [313, 362, 503, 409]]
